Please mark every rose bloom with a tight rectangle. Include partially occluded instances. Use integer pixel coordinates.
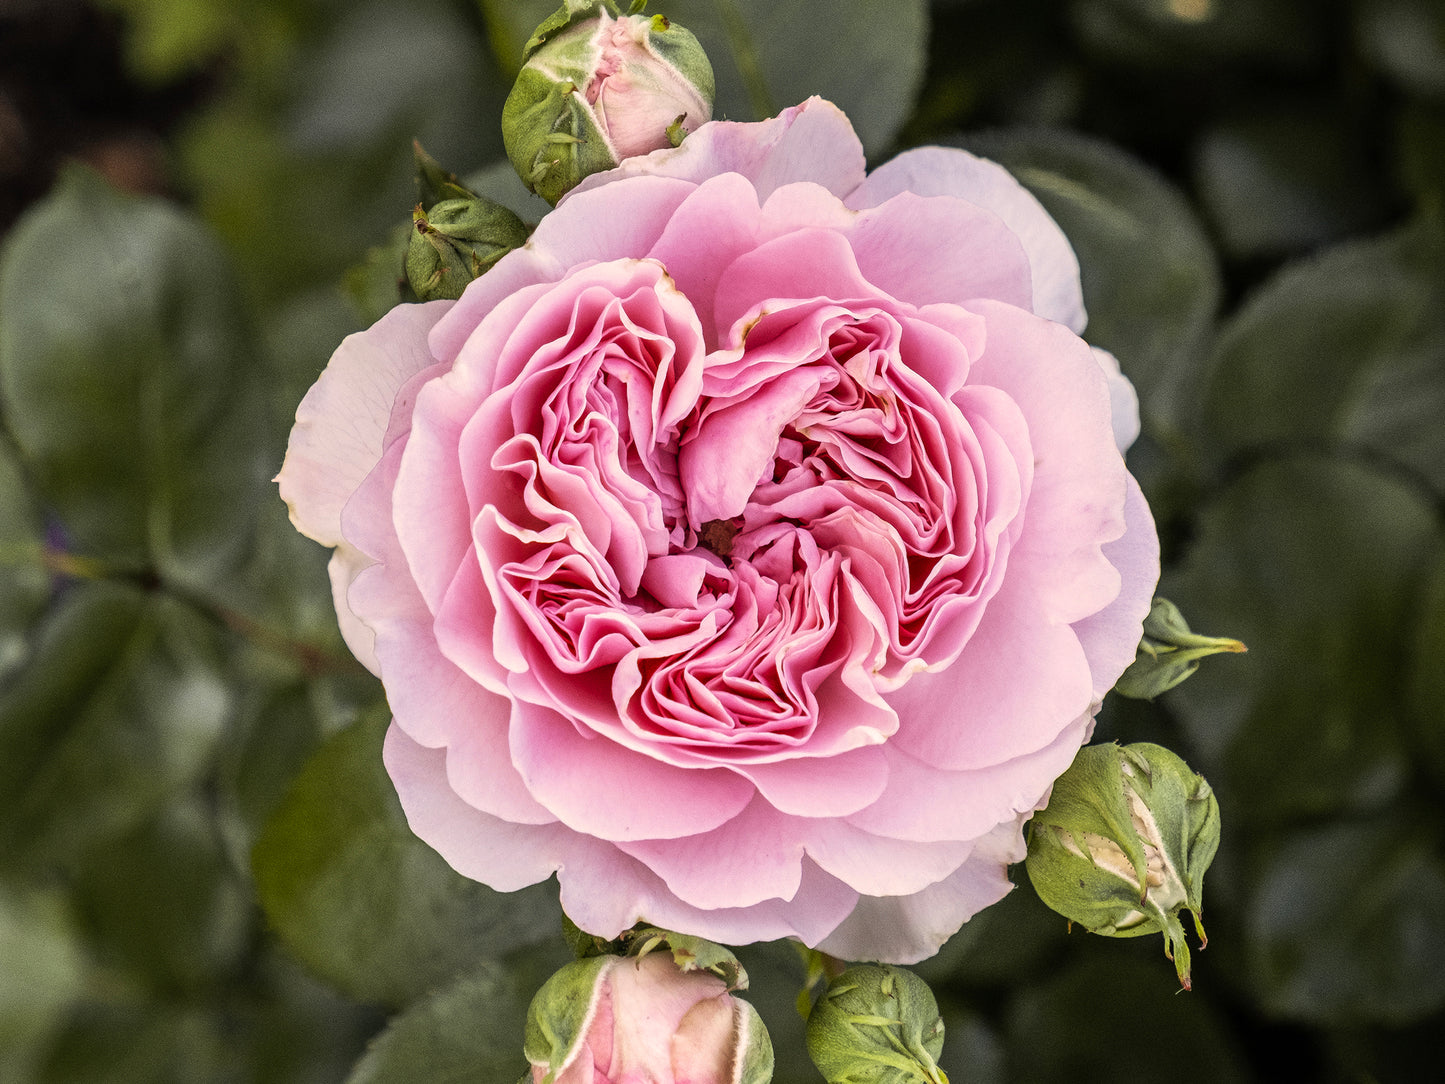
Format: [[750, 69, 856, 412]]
[[525, 953, 771, 1084], [279, 99, 1159, 963]]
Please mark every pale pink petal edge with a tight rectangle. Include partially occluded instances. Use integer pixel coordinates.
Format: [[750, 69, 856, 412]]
[[277, 300, 452, 545]]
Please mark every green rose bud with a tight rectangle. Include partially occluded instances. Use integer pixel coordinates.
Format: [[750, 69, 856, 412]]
[[503, 0, 715, 204], [806, 964, 949, 1084], [524, 947, 772, 1084], [1114, 597, 1246, 700], [1025, 742, 1221, 990], [405, 196, 530, 302]]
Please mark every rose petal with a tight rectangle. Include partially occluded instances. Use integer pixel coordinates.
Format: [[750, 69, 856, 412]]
[[571, 96, 867, 203], [964, 299, 1127, 625], [844, 191, 1033, 313], [508, 700, 755, 841], [558, 848, 859, 948], [800, 819, 976, 898], [814, 820, 1025, 964], [384, 723, 574, 891], [327, 543, 378, 674], [611, 956, 729, 1079], [278, 300, 452, 545], [670, 995, 740, 1083], [616, 795, 806, 909], [846, 711, 1094, 843], [732, 743, 889, 817], [886, 569, 1093, 771], [1069, 474, 1159, 698], [845, 146, 1087, 332], [1093, 346, 1142, 452]]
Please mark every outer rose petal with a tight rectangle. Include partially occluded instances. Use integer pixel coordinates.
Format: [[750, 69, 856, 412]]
[[844, 146, 1087, 332], [814, 820, 1026, 964], [1070, 475, 1159, 697], [1093, 346, 1142, 452], [327, 544, 377, 674], [845, 711, 1094, 845], [277, 300, 453, 545], [557, 848, 859, 950], [383, 724, 575, 891], [570, 96, 866, 202]]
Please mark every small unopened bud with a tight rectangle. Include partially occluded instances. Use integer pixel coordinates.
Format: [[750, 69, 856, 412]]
[[806, 964, 949, 1084], [1026, 742, 1221, 990], [405, 196, 529, 302], [503, 0, 714, 204], [1115, 597, 1246, 700], [524, 943, 772, 1084]]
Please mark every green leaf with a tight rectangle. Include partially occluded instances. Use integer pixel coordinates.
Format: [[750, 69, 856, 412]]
[[0, 887, 86, 1069], [1005, 954, 1250, 1083], [288, 0, 508, 165], [1193, 105, 1392, 259], [70, 798, 251, 994], [1163, 456, 1439, 823], [0, 438, 50, 682], [181, 0, 509, 312], [1355, 0, 1445, 99], [1069, 0, 1324, 70], [216, 679, 342, 870], [958, 128, 1221, 432], [681, 0, 928, 156], [1394, 103, 1445, 217], [0, 582, 233, 872], [1245, 816, 1445, 1025], [34, 948, 376, 1084], [480, 0, 929, 156], [252, 711, 561, 1007], [1199, 222, 1445, 497], [0, 166, 269, 587], [93, 0, 236, 82], [1405, 542, 1445, 789], [345, 967, 534, 1083], [35, 1005, 222, 1084]]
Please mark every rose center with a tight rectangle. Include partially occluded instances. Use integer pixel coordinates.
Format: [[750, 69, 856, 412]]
[[698, 517, 741, 560]]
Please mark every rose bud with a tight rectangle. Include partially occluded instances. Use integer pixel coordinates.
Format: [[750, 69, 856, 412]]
[[524, 951, 774, 1084], [405, 196, 530, 302], [1114, 597, 1247, 700], [1025, 742, 1221, 990], [503, 0, 714, 204], [806, 964, 948, 1084]]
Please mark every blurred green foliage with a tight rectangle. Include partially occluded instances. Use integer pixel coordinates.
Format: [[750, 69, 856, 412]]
[[2, 0, 1444, 1080]]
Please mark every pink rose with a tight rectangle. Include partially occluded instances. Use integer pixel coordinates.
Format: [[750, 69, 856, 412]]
[[524, 953, 772, 1084], [278, 98, 1159, 963]]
